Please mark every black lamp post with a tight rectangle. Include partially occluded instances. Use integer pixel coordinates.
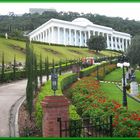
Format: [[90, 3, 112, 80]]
[[117, 55, 130, 107], [122, 55, 127, 107], [51, 69, 58, 96]]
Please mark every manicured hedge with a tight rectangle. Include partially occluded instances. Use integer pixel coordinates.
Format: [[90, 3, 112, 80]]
[[0, 62, 75, 83], [79, 61, 109, 78], [35, 73, 79, 128]]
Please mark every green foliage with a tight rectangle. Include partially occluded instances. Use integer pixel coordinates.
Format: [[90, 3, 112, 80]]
[[67, 74, 140, 137], [35, 73, 79, 127], [87, 35, 107, 52], [1, 52, 5, 82], [45, 57, 49, 81], [34, 54, 38, 92], [39, 54, 43, 85], [79, 61, 109, 78], [59, 59, 62, 75], [0, 37, 120, 63], [127, 35, 140, 66], [100, 83, 140, 112], [26, 40, 34, 117], [0, 11, 139, 39], [104, 68, 122, 82], [13, 55, 16, 80]]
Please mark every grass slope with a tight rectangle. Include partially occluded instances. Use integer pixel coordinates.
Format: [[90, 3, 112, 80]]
[[104, 68, 122, 82], [0, 37, 120, 63], [100, 82, 140, 112]]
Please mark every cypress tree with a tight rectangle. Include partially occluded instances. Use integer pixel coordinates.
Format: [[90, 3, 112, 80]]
[[1, 52, 5, 82], [25, 39, 34, 118], [13, 55, 16, 80], [45, 57, 49, 81], [34, 54, 38, 92], [65, 59, 67, 70], [39, 54, 43, 86], [59, 59, 62, 75], [52, 59, 55, 72]]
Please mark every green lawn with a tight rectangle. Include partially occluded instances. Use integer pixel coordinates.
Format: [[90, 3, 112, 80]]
[[104, 68, 122, 82], [0, 37, 120, 63], [135, 70, 140, 83], [100, 82, 140, 112]]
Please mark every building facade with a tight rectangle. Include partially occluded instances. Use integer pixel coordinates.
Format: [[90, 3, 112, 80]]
[[28, 18, 131, 51]]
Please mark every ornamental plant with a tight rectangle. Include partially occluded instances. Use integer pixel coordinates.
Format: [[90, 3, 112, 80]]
[[67, 74, 140, 137]]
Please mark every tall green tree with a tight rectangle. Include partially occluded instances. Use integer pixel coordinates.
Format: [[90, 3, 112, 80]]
[[39, 54, 43, 85], [25, 39, 34, 118], [59, 59, 62, 75], [45, 57, 49, 81], [13, 55, 16, 80], [87, 35, 107, 53], [126, 35, 140, 66], [34, 54, 38, 92], [1, 52, 5, 82]]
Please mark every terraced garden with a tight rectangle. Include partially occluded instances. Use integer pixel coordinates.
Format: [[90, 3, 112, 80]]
[[0, 37, 120, 63]]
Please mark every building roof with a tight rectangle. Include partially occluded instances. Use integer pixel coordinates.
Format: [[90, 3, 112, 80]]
[[72, 18, 93, 26]]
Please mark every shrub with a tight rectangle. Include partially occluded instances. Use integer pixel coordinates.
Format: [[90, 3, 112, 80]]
[[35, 73, 79, 128]]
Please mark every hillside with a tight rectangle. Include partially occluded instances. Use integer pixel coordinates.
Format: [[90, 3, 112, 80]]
[[0, 11, 140, 39], [0, 37, 119, 63]]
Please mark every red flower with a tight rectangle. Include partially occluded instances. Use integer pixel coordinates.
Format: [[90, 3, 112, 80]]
[[137, 131, 140, 137]]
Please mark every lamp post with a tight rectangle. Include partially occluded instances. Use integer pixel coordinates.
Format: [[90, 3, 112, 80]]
[[117, 55, 130, 107], [51, 69, 58, 96]]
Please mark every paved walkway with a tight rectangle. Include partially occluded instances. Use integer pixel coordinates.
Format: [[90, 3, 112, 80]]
[[0, 80, 27, 137], [0, 71, 72, 137]]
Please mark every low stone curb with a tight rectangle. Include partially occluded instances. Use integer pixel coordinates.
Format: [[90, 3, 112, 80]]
[[9, 95, 26, 137]]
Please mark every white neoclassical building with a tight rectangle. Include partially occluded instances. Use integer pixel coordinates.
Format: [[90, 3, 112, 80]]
[[28, 18, 131, 51]]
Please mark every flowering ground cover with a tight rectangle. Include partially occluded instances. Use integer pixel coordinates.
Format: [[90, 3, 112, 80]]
[[67, 75, 140, 137]]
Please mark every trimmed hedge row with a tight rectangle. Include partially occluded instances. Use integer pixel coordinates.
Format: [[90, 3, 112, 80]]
[[79, 61, 109, 78], [35, 73, 79, 128], [35, 60, 118, 131], [0, 62, 75, 83]]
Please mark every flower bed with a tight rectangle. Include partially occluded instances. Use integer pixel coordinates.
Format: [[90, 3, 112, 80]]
[[67, 76, 140, 137], [35, 73, 80, 128]]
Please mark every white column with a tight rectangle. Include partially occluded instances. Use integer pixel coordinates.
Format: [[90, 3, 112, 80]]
[[80, 30, 82, 47], [114, 37, 117, 50], [88, 30, 90, 39], [111, 36, 113, 50], [42, 31, 44, 42], [122, 38, 125, 52], [74, 29, 76, 46], [49, 28, 51, 44], [69, 29, 71, 45], [126, 39, 128, 50], [57, 27, 60, 44], [51, 26, 54, 43], [118, 38, 121, 51], [63, 28, 66, 46], [93, 30, 95, 36], [84, 31, 87, 46], [106, 34, 109, 49]]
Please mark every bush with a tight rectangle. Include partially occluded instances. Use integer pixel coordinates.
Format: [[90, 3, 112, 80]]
[[35, 73, 79, 128], [79, 61, 109, 78]]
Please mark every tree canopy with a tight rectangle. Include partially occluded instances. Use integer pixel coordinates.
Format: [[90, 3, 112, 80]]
[[0, 11, 140, 39], [126, 35, 140, 66], [87, 35, 107, 52]]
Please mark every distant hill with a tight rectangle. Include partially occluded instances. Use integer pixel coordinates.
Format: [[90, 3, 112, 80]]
[[0, 11, 140, 39]]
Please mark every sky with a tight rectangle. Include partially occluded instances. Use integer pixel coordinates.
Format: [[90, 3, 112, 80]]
[[0, 3, 140, 21]]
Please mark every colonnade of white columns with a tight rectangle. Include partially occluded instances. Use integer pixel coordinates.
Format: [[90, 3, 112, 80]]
[[30, 26, 131, 51]]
